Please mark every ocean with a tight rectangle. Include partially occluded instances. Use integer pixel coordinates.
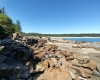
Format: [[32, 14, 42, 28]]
[[66, 38, 100, 42]]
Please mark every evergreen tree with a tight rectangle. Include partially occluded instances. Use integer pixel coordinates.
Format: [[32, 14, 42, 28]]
[[16, 20, 22, 32], [0, 6, 6, 14]]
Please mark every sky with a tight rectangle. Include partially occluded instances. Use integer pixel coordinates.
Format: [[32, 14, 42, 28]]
[[0, 0, 100, 34]]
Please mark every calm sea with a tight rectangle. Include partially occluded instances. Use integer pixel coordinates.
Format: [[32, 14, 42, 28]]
[[66, 38, 100, 42]]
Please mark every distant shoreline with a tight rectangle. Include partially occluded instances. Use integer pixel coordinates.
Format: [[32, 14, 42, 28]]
[[50, 37, 100, 38]]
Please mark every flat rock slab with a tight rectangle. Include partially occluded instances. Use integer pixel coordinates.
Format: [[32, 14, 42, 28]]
[[74, 48, 100, 55]]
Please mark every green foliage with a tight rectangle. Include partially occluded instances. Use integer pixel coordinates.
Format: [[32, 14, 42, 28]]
[[0, 13, 15, 35], [16, 20, 22, 32], [0, 6, 22, 37]]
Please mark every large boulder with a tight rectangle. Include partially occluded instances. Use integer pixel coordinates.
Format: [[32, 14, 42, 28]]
[[11, 32, 20, 40], [13, 47, 32, 60]]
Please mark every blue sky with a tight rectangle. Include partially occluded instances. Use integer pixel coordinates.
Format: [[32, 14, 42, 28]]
[[0, 0, 100, 34]]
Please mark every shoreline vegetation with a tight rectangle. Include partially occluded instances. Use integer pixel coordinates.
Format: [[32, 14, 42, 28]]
[[24, 33, 100, 37]]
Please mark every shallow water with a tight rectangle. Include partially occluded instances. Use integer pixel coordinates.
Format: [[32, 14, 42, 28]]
[[66, 38, 100, 42]]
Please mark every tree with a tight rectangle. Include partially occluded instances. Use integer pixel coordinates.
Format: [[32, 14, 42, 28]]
[[0, 9, 2, 13], [0, 6, 6, 14], [16, 20, 22, 32], [0, 13, 15, 35]]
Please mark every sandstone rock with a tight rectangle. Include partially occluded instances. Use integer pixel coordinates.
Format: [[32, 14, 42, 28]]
[[82, 61, 97, 70], [0, 46, 4, 50], [97, 65, 100, 73], [22, 37, 27, 41], [49, 58, 58, 68], [12, 32, 19, 40], [43, 59, 49, 69], [84, 68, 92, 75], [70, 59, 81, 67], [59, 57, 68, 67], [64, 50, 73, 57], [66, 56, 74, 61], [35, 62, 45, 72], [33, 51, 44, 60], [71, 66, 90, 78], [36, 66, 72, 80], [78, 58, 90, 64], [55, 51, 60, 57]]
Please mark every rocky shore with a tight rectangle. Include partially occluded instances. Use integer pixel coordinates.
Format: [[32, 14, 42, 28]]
[[0, 36, 100, 80]]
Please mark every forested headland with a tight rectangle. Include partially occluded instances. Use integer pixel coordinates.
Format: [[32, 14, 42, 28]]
[[0, 6, 100, 38]]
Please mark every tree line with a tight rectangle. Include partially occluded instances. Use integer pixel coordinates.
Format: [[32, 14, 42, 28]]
[[23, 33, 100, 37], [0, 6, 22, 38]]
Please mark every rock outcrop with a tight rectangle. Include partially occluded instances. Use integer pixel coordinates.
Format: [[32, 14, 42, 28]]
[[0, 36, 99, 80]]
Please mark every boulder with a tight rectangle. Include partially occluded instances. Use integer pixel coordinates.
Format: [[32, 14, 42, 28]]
[[82, 61, 97, 70], [66, 56, 74, 61], [13, 47, 32, 60], [35, 62, 45, 72], [92, 70, 100, 77], [12, 32, 19, 40], [43, 59, 49, 69], [33, 51, 44, 60]]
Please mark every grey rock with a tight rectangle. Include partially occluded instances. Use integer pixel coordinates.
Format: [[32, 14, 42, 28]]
[[48, 54, 54, 58], [42, 52, 46, 55], [57, 61, 62, 66], [2, 38, 13, 43], [45, 55, 49, 58], [92, 70, 100, 77], [57, 55, 62, 59], [97, 65, 100, 73], [41, 57, 46, 60]]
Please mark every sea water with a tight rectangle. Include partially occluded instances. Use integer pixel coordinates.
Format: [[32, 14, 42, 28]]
[[66, 38, 100, 42]]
